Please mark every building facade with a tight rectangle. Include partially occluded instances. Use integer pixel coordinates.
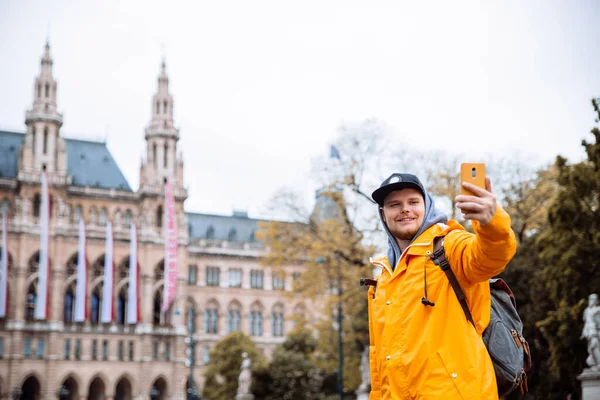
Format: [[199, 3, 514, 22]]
[[0, 43, 303, 399]]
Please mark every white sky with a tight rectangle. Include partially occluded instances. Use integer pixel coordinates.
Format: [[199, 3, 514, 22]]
[[1, 0, 598, 217]]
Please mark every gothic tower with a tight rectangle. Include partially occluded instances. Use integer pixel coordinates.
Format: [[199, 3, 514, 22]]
[[19, 41, 68, 183], [139, 60, 185, 193]]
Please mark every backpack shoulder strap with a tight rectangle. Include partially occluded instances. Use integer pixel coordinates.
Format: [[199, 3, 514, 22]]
[[432, 237, 475, 328]]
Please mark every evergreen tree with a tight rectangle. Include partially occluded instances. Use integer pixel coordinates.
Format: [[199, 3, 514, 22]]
[[534, 99, 600, 398]]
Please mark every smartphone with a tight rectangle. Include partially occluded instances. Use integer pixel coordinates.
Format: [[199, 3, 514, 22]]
[[460, 163, 486, 196]]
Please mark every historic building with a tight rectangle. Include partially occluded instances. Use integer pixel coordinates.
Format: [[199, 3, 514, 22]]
[[0, 42, 303, 399]]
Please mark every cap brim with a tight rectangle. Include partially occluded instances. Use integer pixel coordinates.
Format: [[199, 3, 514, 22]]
[[372, 182, 423, 205]]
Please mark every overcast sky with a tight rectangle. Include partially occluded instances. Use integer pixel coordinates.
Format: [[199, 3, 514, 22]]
[[1, 1, 598, 217]]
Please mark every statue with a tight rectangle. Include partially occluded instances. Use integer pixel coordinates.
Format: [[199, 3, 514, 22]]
[[237, 352, 252, 395], [581, 293, 600, 369]]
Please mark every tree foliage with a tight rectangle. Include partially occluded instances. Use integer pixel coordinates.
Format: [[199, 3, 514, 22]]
[[203, 332, 265, 400]]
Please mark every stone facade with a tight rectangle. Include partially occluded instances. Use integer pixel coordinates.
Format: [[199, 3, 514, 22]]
[[0, 43, 302, 399]]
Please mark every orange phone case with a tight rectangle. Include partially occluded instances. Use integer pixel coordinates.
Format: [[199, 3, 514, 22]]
[[460, 163, 486, 196]]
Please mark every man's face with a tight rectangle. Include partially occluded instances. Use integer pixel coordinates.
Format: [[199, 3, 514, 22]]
[[381, 188, 425, 241]]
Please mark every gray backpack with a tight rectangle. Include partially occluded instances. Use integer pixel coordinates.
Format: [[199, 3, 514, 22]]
[[432, 238, 532, 397]]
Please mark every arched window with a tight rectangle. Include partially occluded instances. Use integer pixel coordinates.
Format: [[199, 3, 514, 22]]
[[153, 289, 162, 326], [73, 205, 82, 223], [124, 210, 132, 227], [163, 100, 168, 115], [90, 286, 102, 325], [156, 100, 160, 115], [206, 226, 215, 239], [1, 199, 9, 213], [204, 300, 219, 334], [272, 303, 285, 337], [89, 207, 98, 225], [163, 142, 168, 168], [26, 283, 37, 321], [116, 286, 127, 325], [153, 143, 157, 168], [43, 127, 48, 154], [64, 287, 74, 324], [33, 194, 41, 218], [37, 83, 42, 99], [114, 210, 122, 227], [227, 301, 242, 333], [99, 208, 107, 226], [45, 83, 49, 98], [32, 127, 36, 153], [156, 206, 163, 228], [250, 302, 263, 336], [228, 228, 237, 242]]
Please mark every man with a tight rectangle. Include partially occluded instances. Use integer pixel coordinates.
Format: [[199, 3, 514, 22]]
[[367, 173, 516, 399]]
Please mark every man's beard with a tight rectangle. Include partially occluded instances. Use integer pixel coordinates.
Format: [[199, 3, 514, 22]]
[[390, 226, 419, 241]]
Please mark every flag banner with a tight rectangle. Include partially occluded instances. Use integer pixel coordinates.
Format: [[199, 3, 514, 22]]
[[0, 208, 8, 318], [162, 180, 178, 312], [35, 170, 50, 320], [101, 221, 114, 323], [74, 218, 87, 322], [127, 223, 139, 324]]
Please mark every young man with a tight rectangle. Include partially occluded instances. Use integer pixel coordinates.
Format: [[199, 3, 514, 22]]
[[367, 173, 516, 399]]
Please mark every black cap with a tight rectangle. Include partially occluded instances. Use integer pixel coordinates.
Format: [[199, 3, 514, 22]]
[[372, 173, 426, 206]]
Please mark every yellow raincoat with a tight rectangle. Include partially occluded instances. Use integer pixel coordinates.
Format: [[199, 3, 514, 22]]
[[368, 207, 516, 399]]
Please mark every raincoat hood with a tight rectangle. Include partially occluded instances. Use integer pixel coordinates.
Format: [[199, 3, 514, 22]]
[[379, 187, 448, 270]]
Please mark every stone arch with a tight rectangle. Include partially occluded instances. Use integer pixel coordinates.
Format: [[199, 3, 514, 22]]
[[150, 375, 168, 400], [59, 373, 81, 400], [20, 373, 42, 400], [87, 373, 108, 400], [114, 373, 134, 400]]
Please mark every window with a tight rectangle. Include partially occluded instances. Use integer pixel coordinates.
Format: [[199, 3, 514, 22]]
[[250, 311, 263, 336], [124, 210, 132, 226], [118, 341, 124, 361], [156, 206, 163, 228], [163, 142, 168, 168], [43, 127, 48, 154], [26, 284, 37, 320], [24, 337, 32, 357], [64, 289, 74, 324], [153, 143, 157, 168], [37, 84, 41, 98], [156, 101, 160, 115], [102, 340, 108, 360], [206, 267, 220, 287], [64, 339, 71, 359], [272, 273, 285, 291], [153, 342, 159, 360], [164, 341, 171, 361], [90, 287, 101, 325], [33, 194, 41, 218], [91, 340, 97, 360], [75, 339, 81, 360], [129, 341, 134, 361], [73, 205, 82, 223], [163, 100, 168, 115], [292, 272, 304, 291], [45, 83, 49, 98], [116, 289, 127, 325], [99, 208, 107, 226], [228, 228, 237, 242], [203, 346, 210, 365], [250, 270, 264, 289], [227, 309, 241, 333], [206, 226, 215, 239], [36, 338, 45, 358], [114, 210, 121, 226], [0, 337, 3, 358], [204, 307, 218, 334], [188, 265, 198, 285], [32, 127, 36, 154], [272, 304, 285, 337], [228, 268, 242, 288]]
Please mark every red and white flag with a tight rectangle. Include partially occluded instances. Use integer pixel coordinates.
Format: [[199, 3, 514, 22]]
[[162, 180, 178, 312], [74, 218, 87, 322], [101, 221, 115, 323], [0, 207, 8, 318], [127, 223, 140, 324], [35, 170, 51, 320]]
